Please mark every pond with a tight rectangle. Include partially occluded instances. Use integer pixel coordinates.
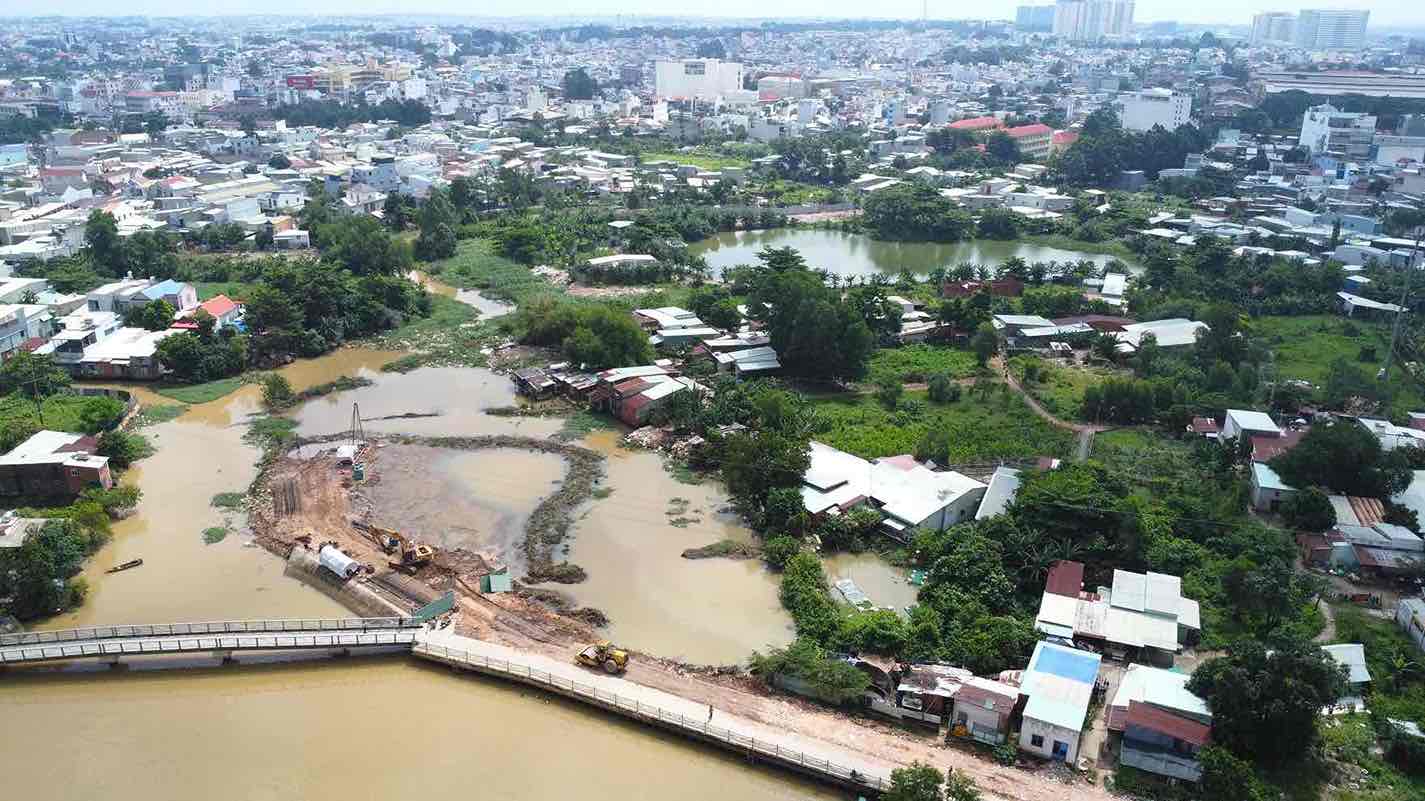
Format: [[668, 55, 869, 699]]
[[690, 228, 1140, 279]]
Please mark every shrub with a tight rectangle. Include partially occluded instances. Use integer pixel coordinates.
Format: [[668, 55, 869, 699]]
[[261, 373, 296, 410], [763, 535, 801, 569], [1280, 486, 1336, 531]]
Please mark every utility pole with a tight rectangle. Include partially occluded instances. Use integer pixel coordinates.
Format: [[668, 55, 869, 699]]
[[1383, 223, 1425, 386]]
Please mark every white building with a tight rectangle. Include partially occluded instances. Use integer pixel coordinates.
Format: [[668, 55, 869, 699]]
[[1299, 104, 1377, 157], [1222, 409, 1281, 441], [1295, 9, 1369, 52], [1117, 89, 1192, 132], [1018, 641, 1102, 763], [1251, 12, 1296, 45], [654, 59, 743, 101], [1053, 0, 1134, 41], [800, 442, 987, 537]]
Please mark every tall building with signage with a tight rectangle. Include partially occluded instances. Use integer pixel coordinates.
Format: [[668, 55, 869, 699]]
[[1053, 0, 1134, 41], [1295, 9, 1369, 51], [653, 59, 743, 101], [1250, 12, 1296, 45]]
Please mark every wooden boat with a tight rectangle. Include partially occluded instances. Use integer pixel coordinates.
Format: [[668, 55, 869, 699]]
[[105, 558, 143, 574]]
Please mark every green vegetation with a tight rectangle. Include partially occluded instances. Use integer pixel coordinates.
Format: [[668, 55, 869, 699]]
[[368, 293, 483, 367], [211, 492, 245, 510], [642, 150, 750, 170], [749, 637, 870, 705], [1009, 355, 1120, 421], [809, 386, 1073, 463], [379, 354, 425, 373], [0, 391, 127, 445], [132, 404, 186, 427], [425, 237, 550, 304], [1333, 605, 1425, 726], [202, 526, 229, 545], [154, 376, 247, 404], [866, 346, 977, 385], [243, 417, 298, 450]]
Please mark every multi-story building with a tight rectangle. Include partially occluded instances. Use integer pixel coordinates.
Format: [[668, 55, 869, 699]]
[[1016, 5, 1056, 31], [1299, 104, 1377, 157], [1250, 12, 1296, 45], [1295, 9, 1369, 52], [1005, 123, 1054, 160], [653, 59, 743, 101], [1116, 88, 1192, 132], [1053, 0, 1134, 41]]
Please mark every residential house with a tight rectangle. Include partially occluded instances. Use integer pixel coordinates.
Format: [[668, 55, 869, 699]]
[[800, 442, 987, 539], [513, 367, 558, 399], [76, 327, 178, 380], [1322, 643, 1372, 713], [1109, 664, 1213, 782], [1222, 409, 1280, 441], [711, 345, 781, 379], [1250, 462, 1298, 512], [0, 430, 113, 496], [975, 466, 1023, 520], [35, 310, 123, 371], [1397, 598, 1425, 655], [1113, 318, 1208, 354], [633, 306, 702, 331], [1035, 562, 1202, 663], [1018, 641, 1102, 763], [1338, 291, 1404, 319], [1358, 417, 1425, 451], [950, 677, 1021, 746], [1299, 522, 1423, 578], [0, 303, 56, 360]]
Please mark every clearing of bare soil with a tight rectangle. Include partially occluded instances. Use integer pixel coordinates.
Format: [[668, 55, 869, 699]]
[[248, 435, 1118, 801]]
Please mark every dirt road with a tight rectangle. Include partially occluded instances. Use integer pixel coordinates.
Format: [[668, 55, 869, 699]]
[[994, 357, 1109, 462]]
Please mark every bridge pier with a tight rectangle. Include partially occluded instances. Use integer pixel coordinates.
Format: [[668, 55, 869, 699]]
[[214, 649, 236, 664], [102, 654, 122, 668]]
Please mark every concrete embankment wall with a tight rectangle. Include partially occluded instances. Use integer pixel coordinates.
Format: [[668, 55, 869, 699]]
[[285, 548, 407, 619]]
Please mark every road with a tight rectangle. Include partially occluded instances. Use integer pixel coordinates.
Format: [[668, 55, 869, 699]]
[[993, 357, 1110, 461]]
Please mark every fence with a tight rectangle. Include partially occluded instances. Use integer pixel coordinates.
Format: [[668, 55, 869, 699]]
[[413, 642, 888, 793], [0, 616, 421, 647], [1, 629, 417, 664]]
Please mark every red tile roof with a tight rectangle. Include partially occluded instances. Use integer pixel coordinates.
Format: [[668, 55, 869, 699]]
[[955, 683, 1017, 715], [1349, 496, 1386, 526], [1251, 430, 1302, 462], [1052, 131, 1080, 146], [1190, 417, 1221, 434], [1125, 701, 1211, 746], [1005, 123, 1053, 138], [1045, 560, 1084, 598], [948, 116, 1003, 131], [199, 294, 238, 317]]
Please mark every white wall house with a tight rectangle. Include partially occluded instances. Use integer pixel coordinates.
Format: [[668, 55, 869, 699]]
[[1117, 89, 1192, 132]]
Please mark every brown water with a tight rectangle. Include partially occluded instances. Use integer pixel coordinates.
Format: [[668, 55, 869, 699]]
[[294, 366, 562, 439], [9, 349, 843, 801], [410, 269, 515, 318], [565, 438, 794, 665], [41, 348, 405, 629], [821, 552, 920, 613], [0, 659, 838, 801], [367, 444, 567, 569]]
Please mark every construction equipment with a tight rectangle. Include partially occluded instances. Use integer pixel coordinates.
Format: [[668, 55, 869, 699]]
[[368, 525, 435, 572], [575, 641, 629, 675]]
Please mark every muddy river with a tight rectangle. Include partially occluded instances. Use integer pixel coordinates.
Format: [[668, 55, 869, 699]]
[[564, 432, 795, 664], [5, 349, 839, 801], [0, 659, 835, 801]]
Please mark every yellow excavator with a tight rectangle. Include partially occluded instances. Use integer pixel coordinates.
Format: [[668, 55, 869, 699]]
[[575, 641, 629, 674], [368, 525, 435, 572]]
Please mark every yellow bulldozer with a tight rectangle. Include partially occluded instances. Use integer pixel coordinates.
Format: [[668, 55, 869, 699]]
[[368, 525, 435, 572], [575, 641, 629, 675]]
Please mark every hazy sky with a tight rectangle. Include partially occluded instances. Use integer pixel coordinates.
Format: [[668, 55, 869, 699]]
[[5, 0, 1418, 31]]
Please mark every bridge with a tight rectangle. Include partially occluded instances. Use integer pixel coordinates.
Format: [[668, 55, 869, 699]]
[[0, 617, 422, 665], [1, 616, 891, 795]]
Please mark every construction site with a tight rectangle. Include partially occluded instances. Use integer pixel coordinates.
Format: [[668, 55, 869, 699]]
[[240, 403, 1116, 801]]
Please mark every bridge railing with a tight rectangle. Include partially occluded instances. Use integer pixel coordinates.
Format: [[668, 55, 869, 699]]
[[1, 629, 418, 663], [413, 642, 888, 793], [0, 617, 421, 647]]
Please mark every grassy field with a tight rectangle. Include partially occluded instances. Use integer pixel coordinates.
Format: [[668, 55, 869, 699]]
[[866, 345, 979, 385], [642, 151, 751, 170], [1009, 355, 1120, 421], [0, 392, 106, 434], [809, 385, 1074, 463], [426, 238, 549, 304], [153, 377, 247, 404], [1254, 315, 1425, 417], [367, 293, 485, 366]]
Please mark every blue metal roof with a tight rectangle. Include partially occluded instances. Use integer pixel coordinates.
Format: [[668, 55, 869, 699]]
[[1031, 641, 1101, 684]]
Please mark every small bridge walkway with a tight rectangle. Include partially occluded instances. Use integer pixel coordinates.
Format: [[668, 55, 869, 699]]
[[0, 617, 421, 665]]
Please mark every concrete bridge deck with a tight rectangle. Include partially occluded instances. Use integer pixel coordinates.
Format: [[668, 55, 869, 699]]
[[412, 629, 892, 794], [0, 617, 421, 664]]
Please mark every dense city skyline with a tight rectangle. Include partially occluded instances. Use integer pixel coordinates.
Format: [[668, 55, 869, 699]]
[[0, 1, 1417, 30]]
